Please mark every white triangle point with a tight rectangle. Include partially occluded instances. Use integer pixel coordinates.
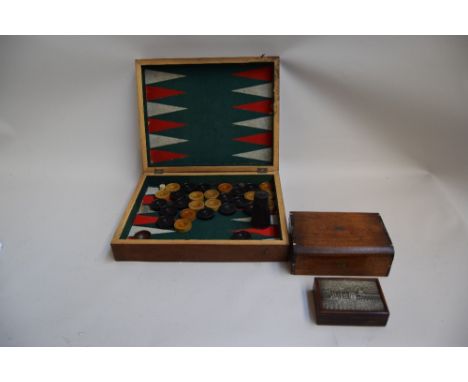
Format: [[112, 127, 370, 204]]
[[129, 226, 174, 237], [233, 147, 272, 162], [232, 83, 273, 98], [149, 134, 188, 149], [233, 116, 272, 130], [147, 102, 186, 117], [144, 70, 185, 85]]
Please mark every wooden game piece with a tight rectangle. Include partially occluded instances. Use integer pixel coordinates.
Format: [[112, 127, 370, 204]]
[[233, 196, 250, 210], [188, 200, 204, 211], [245, 182, 257, 191], [155, 189, 171, 201], [155, 215, 175, 230], [230, 231, 252, 240], [217, 182, 233, 194], [182, 182, 197, 194], [170, 190, 185, 201], [180, 208, 196, 221], [205, 198, 221, 211], [173, 196, 189, 210], [259, 181, 272, 191], [150, 198, 167, 212], [159, 205, 178, 217], [133, 230, 151, 239], [197, 208, 215, 220], [219, 193, 232, 203], [174, 218, 192, 233], [204, 189, 219, 199], [251, 191, 270, 229], [166, 183, 181, 192], [199, 183, 212, 192], [244, 191, 255, 202], [243, 204, 254, 216], [268, 198, 275, 212], [189, 191, 204, 201], [219, 202, 236, 216]]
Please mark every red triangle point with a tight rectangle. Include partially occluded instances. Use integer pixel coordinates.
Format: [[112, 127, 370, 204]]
[[150, 149, 188, 164], [142, 195, 156, 205], [233, 66, 273, 81], [146, 85, 185, 101], [147, 118, 186, 133], [233, 132, 272, 146], [233, 100, 273, 114], [133, 215, 158, 225], [234, 225, 279, 237]]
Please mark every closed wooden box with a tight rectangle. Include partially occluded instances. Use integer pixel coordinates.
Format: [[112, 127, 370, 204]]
[[290, 212, 394, 276], [313, 277, 390, 326], [111, 57, 289, 261]]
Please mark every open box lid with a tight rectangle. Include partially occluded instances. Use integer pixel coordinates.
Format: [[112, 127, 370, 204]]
[[136, 57, 279, 173]]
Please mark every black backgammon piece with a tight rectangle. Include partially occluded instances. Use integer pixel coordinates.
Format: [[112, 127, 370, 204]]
[[159, 205, 178, 217], [245, 182, 257, 191], [219, 202, 236, 216], [243, 204, 254, 216], [232, 183, 246, 195], [197, 208, 215, 220], [150, 198, 168, 212], [230, 230, 252, 240], [156, 215, 175, 229], [170, 190, 185, 201], [133, 230, 151, 239], [182, 182, 197, 194], [173, 196, 189, 210], [251, 191, 270, 228], [233, 196, 250, 210], [219, 193, 232, 203], [199, 183, 212, 192]]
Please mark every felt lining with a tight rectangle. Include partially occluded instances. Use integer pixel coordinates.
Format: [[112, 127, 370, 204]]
[[141, 63, 275, 167]]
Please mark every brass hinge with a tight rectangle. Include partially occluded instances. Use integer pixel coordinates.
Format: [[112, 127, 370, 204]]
[[154, 169, 164, 174], [257, 167, 268, 173]]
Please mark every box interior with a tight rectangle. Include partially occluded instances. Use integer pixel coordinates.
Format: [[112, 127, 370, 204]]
[[120, 174, 282, 241], [140, 62, 275, 167]]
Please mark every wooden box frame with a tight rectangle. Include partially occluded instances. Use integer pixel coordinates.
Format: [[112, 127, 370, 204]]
[[111, 57, 289, 261]]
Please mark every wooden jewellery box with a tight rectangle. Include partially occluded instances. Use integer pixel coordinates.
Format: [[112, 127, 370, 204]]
[[111, 57, 289, 261], [312, 277, 390, 326]]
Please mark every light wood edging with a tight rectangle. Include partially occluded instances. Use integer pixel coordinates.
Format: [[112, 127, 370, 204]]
[[111, 171, 289, 245]]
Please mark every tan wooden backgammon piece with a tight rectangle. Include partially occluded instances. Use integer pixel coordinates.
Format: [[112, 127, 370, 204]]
[[174, 218, 192, 233], [155, 189, 171, 201], [259, 181, 272, 191], [205, 198, 221, 211], [217, 182, 233, 194], [188, 200, 205, 211], [165, 182, 181, 192], [204, 189, 219, 199], [244, 191, 255, 202], [189, 191, 204, 201], [180, 208, 197, 221]]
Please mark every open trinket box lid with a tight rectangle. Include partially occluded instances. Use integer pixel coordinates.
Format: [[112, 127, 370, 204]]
[[135, 57, 280, 173]]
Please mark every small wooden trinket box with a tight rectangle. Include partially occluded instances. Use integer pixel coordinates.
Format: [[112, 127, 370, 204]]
[[290, 212, 394, 276], [312, 277, 390, 326], [111, 57, 289, 261]]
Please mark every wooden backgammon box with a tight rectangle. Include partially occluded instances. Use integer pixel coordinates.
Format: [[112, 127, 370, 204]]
[[111, 57, 289, 261]]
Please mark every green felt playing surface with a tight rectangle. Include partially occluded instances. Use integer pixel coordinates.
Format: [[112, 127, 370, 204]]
[[120, 175, 281, 241], [141, 62, 275, 167]]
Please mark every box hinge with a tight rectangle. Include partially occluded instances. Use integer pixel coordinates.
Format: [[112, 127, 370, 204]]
[[154, 169, 164, 174], [257, 167, 268, 173]]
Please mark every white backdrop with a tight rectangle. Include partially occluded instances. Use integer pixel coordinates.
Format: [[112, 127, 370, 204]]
[[0, 36, 467, 346]]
